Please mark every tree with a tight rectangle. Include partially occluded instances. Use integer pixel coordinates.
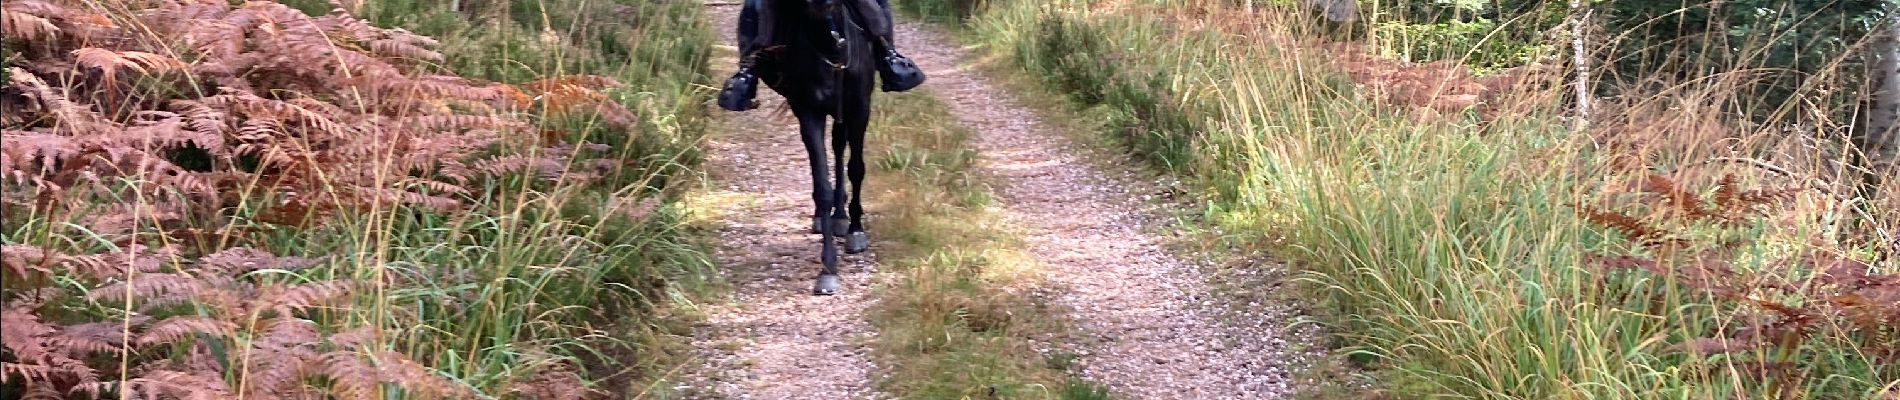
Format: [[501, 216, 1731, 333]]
[[1846, 6, 1897, 250], [1863, 10, 1898, 175]]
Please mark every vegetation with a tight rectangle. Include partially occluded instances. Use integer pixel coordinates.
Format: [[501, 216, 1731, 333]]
[[906, 0, 1898, 398], [863, 86, 1110, 399], [2, 0, 712, 398]]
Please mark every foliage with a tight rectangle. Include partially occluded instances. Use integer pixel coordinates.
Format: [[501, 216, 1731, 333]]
[[915, 0, 1899, 397], [2, 246, 477, 399], [1592, 0, 1891, 96], [1351, 0, 1895, 123], [1, 0, 712, 397], [1366, 18, 1550, 71], [1581, 174, 1899, 397]]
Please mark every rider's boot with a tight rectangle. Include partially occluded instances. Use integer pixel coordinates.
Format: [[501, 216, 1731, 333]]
[[719, 1, 765, 111], [874, 37, 924, 92], [847, 0, 925, 92], [717, 59, 760, 111]]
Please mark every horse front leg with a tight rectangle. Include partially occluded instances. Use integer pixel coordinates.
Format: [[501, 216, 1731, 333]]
[[797, 110, 843, 295]]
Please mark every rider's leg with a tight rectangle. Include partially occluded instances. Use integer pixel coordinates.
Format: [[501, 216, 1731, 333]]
[[719, 0, 770, 111], [847, 0, 924, 92]]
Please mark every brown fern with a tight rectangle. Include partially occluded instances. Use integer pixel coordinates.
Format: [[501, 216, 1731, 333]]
[[78, 369, 232, 400], [1, 306, 100, 387], [1579, 204, 1664, 243], [1584, 174, 1899, 387], [1, 8, 61, 40], [136, 316, 237, 346], [4, 1, 613, 397], [239, 318, 322, 397]]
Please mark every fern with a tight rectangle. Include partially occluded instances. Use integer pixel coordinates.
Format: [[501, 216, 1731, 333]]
[[3, 1, 623, 397], [1582, 174, 1900, 384]]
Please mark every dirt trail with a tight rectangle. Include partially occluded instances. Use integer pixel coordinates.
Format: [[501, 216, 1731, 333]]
[[668, 3, 888, 399], [894, 22, 1298, 400], [678, 3, 1296, 399]]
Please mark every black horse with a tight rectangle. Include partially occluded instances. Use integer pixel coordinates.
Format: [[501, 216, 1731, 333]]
[[749, 0, 877, 295]]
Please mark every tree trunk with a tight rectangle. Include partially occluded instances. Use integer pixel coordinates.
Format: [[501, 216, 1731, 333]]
[[1864, 13, 1899, 169], [1849, 10, 1897, 251], [1302, 0, 1358, 22], [1567, 0, 1592, 130]]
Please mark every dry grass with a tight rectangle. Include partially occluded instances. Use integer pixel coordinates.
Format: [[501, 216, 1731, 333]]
[[930, 0, 1899, 397]]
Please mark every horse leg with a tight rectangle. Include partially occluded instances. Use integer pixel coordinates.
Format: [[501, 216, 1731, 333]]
[[807, 114, 831, 235], [839, 98, 872, 254], [830, 127, 850, 239], [797, 109, 843, 295], [823, 129, 850, 238]]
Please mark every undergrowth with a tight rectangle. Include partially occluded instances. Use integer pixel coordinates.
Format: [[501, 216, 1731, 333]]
[[910, 0, 1898, 398], [1, 0, 712, 398]]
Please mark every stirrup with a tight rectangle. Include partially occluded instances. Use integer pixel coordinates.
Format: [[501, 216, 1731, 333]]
[[879, 52, 925, 92], [717, 71, 759, 111]]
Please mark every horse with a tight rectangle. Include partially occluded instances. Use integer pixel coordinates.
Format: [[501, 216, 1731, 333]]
[[749, 0, 877, 295]]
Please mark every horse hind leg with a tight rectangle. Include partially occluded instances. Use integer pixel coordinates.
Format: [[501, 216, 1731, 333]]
[[797, 110, 843, 295], [829, 119, 852, 245], [839, 100, 872, 254]]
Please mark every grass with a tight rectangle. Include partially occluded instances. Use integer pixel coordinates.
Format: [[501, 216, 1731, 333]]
[[1, 0, 717, 397], [336, 1, 725, 394], [358, 0, 726, 391], [860, 85, 1113, 399], [902, 0, 1900, 398]]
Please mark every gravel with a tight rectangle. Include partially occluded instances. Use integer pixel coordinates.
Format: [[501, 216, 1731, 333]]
[[895, 21, 1303, 400], [676, 3, 1310, 398]]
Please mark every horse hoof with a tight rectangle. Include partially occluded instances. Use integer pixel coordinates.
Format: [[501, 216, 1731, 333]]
[[813, 274, 841, 295], [845, 232, 869, 254], [810, 217, 825, 234]]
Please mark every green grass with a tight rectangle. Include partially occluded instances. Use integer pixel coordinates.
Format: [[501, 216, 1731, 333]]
[[862, 86, 1113, 399], [905, 0, 1900, 398]]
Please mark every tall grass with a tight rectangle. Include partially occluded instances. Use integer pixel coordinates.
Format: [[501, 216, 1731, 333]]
[[1, 0, 713, 397], [318, 0, 724, 393], [922, 0, 1898, 397]]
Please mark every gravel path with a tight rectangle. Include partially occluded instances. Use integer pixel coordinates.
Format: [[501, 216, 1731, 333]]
[[678, 3, 1299, 398], [668, 3, 889, 399], [895, 22, 1299, 400]]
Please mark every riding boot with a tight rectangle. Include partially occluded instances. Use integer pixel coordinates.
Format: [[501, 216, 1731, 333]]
[[875, 38, 925, 92], [719, 0, 769, 111], [718, 58, 760, 111], [843, 0, 924, 92]]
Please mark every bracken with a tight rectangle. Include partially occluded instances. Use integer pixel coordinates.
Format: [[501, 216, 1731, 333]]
[[1, 0, 642, 397]]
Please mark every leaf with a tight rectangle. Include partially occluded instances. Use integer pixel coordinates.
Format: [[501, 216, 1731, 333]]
[[137, 316, 236, 346], [0, 9, 59, 40], [1815, 258, 1875, 287]]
